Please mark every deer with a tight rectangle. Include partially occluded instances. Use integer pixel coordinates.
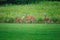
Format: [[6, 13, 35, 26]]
[[25, 15, 35, 23]]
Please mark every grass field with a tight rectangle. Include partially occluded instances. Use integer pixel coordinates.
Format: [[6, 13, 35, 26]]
[[0, 24, 60, 40], [0, 1, 60, 40]]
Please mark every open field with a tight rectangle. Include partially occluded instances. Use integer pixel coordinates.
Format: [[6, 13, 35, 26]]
[[0, 1, 60, 40], [0, 24, 60, 40]]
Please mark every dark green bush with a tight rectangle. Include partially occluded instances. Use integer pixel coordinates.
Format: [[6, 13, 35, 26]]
[[51, 17, 58, 23], [56, 18, 60, 24], [8, 18, 14, 23], [0, 17, 3, 23], [38, 18, 43, 23], [4, 17, 9, 23]]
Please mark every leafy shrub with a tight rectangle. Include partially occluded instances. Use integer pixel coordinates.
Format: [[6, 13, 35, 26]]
[[0, 17, 3, 23], [8, 18, 14, 23], [4, 17, 10, 23], [51, 17, 58, 23], [56, 18, 60, 24], [38, 18, 43, 23]]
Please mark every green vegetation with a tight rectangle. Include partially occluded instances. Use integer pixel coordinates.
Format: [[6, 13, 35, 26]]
[[0, 1, 60, 18], [0, 1, 60, 40], [0, 1, 60, 23], [0, 0, 59, 4], [0, 24, 60, 40]]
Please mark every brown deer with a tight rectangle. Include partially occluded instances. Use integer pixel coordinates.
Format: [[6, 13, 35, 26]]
[[44, 17, 51, 24], [16, 17, 19, 23], [25, 15, 35, 23]]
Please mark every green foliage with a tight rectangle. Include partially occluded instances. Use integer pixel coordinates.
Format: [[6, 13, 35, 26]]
[[0, 17, 3, 23], [0, 1, 60, 23], [37, 17, 43, 23], [0, 0, 60, 4], [51, 17, 58, 23]]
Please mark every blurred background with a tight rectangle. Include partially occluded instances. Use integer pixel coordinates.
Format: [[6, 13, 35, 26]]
[[0, 0, 60, 23]]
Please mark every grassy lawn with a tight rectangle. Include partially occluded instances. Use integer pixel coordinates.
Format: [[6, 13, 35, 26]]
[[0, 23, 60, 40]]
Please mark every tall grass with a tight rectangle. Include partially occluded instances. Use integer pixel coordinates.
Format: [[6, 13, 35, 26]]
[[0, 1, 60, 19]]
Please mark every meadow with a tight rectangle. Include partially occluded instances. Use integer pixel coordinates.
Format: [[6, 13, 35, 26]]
[[0, 24, 60, 40], [0, 1, 60, 40]]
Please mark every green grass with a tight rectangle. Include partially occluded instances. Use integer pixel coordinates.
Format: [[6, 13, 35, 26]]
[[0, 24, 60, 40]]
